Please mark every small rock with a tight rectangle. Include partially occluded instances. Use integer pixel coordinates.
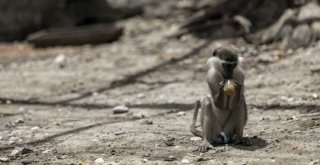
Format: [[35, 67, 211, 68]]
[[228, 160, 234, 164], [165, 137, 175, 146], [133, 112, 145, 119], [164, 155, 177, 161], [309, 160, 320, 165], [42, 149, 51, 154], [21, 159, 33, 165], [197, 157, 208, 162], [141, 159, 148, 163], [0, 157, 9, 162], [9, 136, 19, 142], [77, 161, 89, 165], [92, 92, 99, 96], [292, 130, 301, 134], [190, 137, 201, 141], [5, 122, 14, 128], [20, 147, 33, 155], [8, 140, 16, 145], [113, 106, 129, 114], [18, 107, 26, 112], [0, 136, 3, 140], [143, 152, 151, 157], [137, 93, 145, 98], [54, 54, 66, 63], [15, 118, 24, 124], [177, 111, 186, 116], [94, 158, 104, 164], [9, 149, 20, 158], [142, 120, 153, 125], [31, 126, 40, 131], [181, 159, 190, 164], [312, 93, 319, 99], [114, 130, 125, 136], [9, 147, 33, 158]]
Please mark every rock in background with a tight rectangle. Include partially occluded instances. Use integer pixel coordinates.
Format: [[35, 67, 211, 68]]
[[0, 0, 142, 42]]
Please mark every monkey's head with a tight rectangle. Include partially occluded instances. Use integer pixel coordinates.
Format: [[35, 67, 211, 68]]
[[209, 46, 239, 79]]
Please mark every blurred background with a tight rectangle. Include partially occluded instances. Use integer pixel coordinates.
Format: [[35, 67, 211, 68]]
[[0, 0, 319, 47]]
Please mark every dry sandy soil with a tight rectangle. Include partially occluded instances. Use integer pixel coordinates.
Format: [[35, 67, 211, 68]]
[[0, 3, 320, 165]]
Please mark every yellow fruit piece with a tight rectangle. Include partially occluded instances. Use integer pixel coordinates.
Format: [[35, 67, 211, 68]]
[[223, 80, 236, 96]]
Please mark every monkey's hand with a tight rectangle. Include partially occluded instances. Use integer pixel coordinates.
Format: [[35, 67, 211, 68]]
[[233, 80, 242, 89], [219, 80, 226, 89], [198, 141, 211, 153]]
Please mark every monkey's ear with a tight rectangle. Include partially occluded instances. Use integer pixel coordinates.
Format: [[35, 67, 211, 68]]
[[212, 49, 217, 56]]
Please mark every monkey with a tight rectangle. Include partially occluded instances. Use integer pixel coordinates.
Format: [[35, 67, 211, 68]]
[[190, 46, 250, 152]]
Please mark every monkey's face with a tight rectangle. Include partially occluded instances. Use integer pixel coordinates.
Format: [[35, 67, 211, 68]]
[[212, 47, 238, 79]]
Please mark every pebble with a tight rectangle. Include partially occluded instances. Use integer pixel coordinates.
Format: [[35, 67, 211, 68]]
[[137, 93, 145, 98], [132, 112, 145, 119], [9, 147, 33, 158], [164, 155, 177, 161], [9, 149, 20, 158], [181, 159, 190, 164], [309, 160, 320, 165], [15, 118, 24, 124], [5, 122, 14, 128], [31, 126, 40, 131], [142, 120, 153, 125], [190, 137, 201, 141], [0, 157, 9, 162], [113, 106, 129, 114], [177, 111, 186, 116], [312, 93, 318, 99], [21, 159, 33, 165], [9, 136, 19, 142], [54, 54, 66, 63], [143, 153, 151, 157], [165, 137, 175, 146], [42, 149, 51, 154], [114, 130, 125, 135], [20, 147, 33, 155], [94, 158, 104, 164]]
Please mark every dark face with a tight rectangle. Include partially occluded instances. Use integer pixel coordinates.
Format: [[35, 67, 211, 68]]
[[212, 47, 238, 79]]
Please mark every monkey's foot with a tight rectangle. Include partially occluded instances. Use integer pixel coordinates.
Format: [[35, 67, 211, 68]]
[[198, 141, 211, 153]]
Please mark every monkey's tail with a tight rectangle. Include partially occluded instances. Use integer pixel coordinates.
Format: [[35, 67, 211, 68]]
[[190, 100, 203, 138]]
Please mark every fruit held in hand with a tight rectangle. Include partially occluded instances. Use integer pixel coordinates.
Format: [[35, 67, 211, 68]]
[[223, 80, 237, 96]]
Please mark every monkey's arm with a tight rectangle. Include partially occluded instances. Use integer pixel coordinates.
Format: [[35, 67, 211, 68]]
[[213, 81, 227, 110], [207, 70, 226, 110]]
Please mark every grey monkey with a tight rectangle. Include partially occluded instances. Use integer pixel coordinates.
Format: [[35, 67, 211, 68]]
[[190, 46, 249, 152]]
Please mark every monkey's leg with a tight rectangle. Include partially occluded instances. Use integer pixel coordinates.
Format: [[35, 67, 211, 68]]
[[223, 107, 251, 146], [198, 96, 219, 152]]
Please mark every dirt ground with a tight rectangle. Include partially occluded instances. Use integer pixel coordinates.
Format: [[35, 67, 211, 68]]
[[1, 4, 320, 165]]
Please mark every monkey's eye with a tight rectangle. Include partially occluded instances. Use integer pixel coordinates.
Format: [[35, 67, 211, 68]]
[[212, 50, 217, 56]]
